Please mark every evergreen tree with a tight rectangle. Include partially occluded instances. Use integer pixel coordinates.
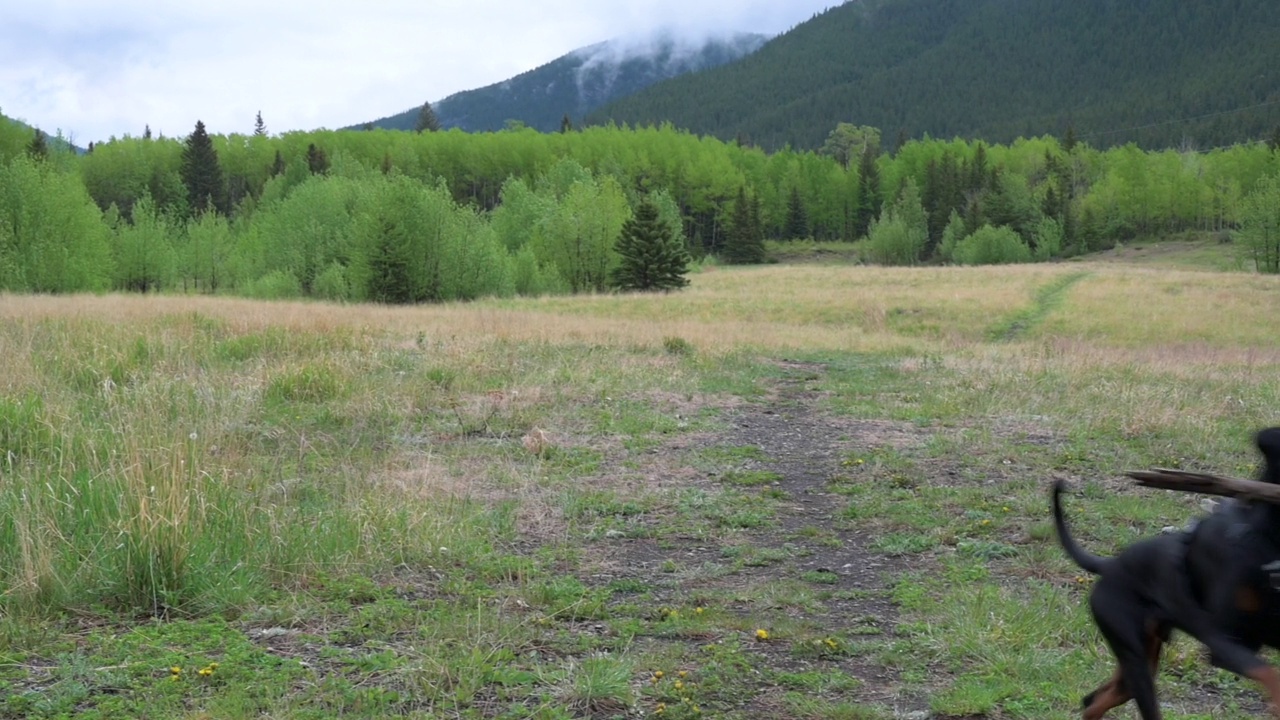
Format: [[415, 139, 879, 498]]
[[611, 199, 691, 292], [1269, 125, 1280, 154], [362, 122, 375, 132], [179, 120, 226, 215], [143, 124, 152, 140], [1063, 124, 1078, 154], [853, 143, 882, 238], [783, 185, 809, 240], [269, 150, 286, 177], [560, 114, 574, 133], [306, 143, 330, 175], [253, 111, 267, 136], [25, 129, 47, 161], [414, 101, 441, 133], [722, 186, 766, 264]]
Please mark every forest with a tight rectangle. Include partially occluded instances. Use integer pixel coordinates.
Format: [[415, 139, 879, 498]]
[[591, 0, 1280, 152], [2, 112, 1280, 302]]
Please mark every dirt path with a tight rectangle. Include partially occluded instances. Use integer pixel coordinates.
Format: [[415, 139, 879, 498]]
[[588, 360, 933, 717]]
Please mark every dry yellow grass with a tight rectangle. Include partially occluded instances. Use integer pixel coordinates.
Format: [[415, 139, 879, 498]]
[[3, 260, 1276, 372]]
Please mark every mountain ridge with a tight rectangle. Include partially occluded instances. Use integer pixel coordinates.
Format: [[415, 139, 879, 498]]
[[588, 0, 1280, 151], [357, 30, 769, 134]]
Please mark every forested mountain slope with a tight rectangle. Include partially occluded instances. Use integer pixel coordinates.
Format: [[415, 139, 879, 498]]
[[589, 0, 1280, 150], [361, 31, 767, 133]]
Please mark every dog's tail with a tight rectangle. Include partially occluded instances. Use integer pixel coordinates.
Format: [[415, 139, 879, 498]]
[[1257, 427, 1280, 483], [1052, 479, 1109, 575]]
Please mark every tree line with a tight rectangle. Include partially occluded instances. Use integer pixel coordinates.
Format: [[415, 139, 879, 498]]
[[1, 111, 1279, 300]]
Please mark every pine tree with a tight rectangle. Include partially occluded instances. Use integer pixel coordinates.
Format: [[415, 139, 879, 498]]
[[180, 120, 226, 215], [269, 150, 286, 177], [723, 186, 766, 264], [853, 143, 882, 238], [560, 114, 574, 133], [143, 124, 152, 140], [611, 199, 691, 292], [26, 129, 48, 161], [306, 143, 330, 175], [414, 101, 441, 133], [253, 111, 267, 136], [1063, 124, 1078, 154], [783, 186, 809, 240]]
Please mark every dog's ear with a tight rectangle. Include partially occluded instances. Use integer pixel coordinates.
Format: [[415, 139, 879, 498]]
[[1254, 427, 1280, 483]]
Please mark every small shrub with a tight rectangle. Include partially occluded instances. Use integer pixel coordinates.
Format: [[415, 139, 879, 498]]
[[953, 224, 1032, 265], [312, 263, 350, 302], [242, 270, 303, 300], [265, 365, 341, 404], [663, 336, 694, 356]]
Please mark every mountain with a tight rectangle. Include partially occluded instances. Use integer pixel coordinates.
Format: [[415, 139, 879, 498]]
[[360, 30, 769, 134], [588, 0, 1280, 151]]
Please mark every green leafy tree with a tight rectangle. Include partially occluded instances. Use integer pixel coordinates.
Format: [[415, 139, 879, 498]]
[[1237, 174, 1280, 273], [180, 120, 226, 215], [820, 123, 880, 169], [722, 186, 766, 264], [610, 199, 691, 292], [414, 101, 441, 133], [0, 154, 114, 292], [182, 210, 234, 292], [953, 224, 1032, 265], [113, 194, 177, 292], [937, 210, 967, 262], [865, 178, 927, 265]]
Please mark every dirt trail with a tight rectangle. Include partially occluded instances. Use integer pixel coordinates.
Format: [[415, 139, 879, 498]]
[[590, 360, 932, 715]]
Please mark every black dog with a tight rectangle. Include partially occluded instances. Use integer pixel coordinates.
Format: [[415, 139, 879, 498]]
[[1053, 427, 1280, 719]]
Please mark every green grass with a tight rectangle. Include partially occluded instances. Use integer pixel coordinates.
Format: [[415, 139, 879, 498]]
[[1, 259, 1278, 717]]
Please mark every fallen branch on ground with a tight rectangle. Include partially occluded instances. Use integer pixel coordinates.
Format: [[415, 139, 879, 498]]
[[1127, 468, 1280, 505]]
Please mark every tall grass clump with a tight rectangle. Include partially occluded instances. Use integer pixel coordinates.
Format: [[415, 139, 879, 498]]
[[0, 380, 263, 616]]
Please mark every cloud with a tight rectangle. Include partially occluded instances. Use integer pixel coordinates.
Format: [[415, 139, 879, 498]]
[[0, 1, 841, 144]]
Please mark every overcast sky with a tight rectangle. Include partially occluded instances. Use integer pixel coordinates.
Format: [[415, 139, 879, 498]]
[[0, 1, 841, 145]]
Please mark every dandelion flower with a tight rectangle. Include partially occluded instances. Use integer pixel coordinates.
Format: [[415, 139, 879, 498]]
[[755, 629, 769, 641]]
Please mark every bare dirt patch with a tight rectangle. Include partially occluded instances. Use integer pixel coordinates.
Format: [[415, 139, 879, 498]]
[[576, 359, 938, 715]]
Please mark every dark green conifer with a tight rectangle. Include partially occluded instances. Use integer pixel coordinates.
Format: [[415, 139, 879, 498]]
[[180, 120, 227, 215], [26, 129, 48, 160], [306, 143, 330, 175], [783, 186, 809, 240], [414, 101, 441, 133], [723, 186, 766, 264], [611, 199, 691, 292]]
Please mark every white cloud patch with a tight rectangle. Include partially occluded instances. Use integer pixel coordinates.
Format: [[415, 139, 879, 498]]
[[0, 1, 842, 144]]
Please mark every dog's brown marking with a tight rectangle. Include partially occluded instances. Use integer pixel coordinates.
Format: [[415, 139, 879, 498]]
[[1245, 664, 1280, 718], [1083, 670, 1130, 720], [1237, 585, 1262, 613]]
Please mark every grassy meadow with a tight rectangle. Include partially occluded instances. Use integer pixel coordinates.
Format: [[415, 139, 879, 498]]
[[2, 257, 1279, 719]]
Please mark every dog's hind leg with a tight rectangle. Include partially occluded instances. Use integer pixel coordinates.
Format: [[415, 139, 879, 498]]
[[1085, 587, 1164, 719], [1081, 668, 1128, 720]]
